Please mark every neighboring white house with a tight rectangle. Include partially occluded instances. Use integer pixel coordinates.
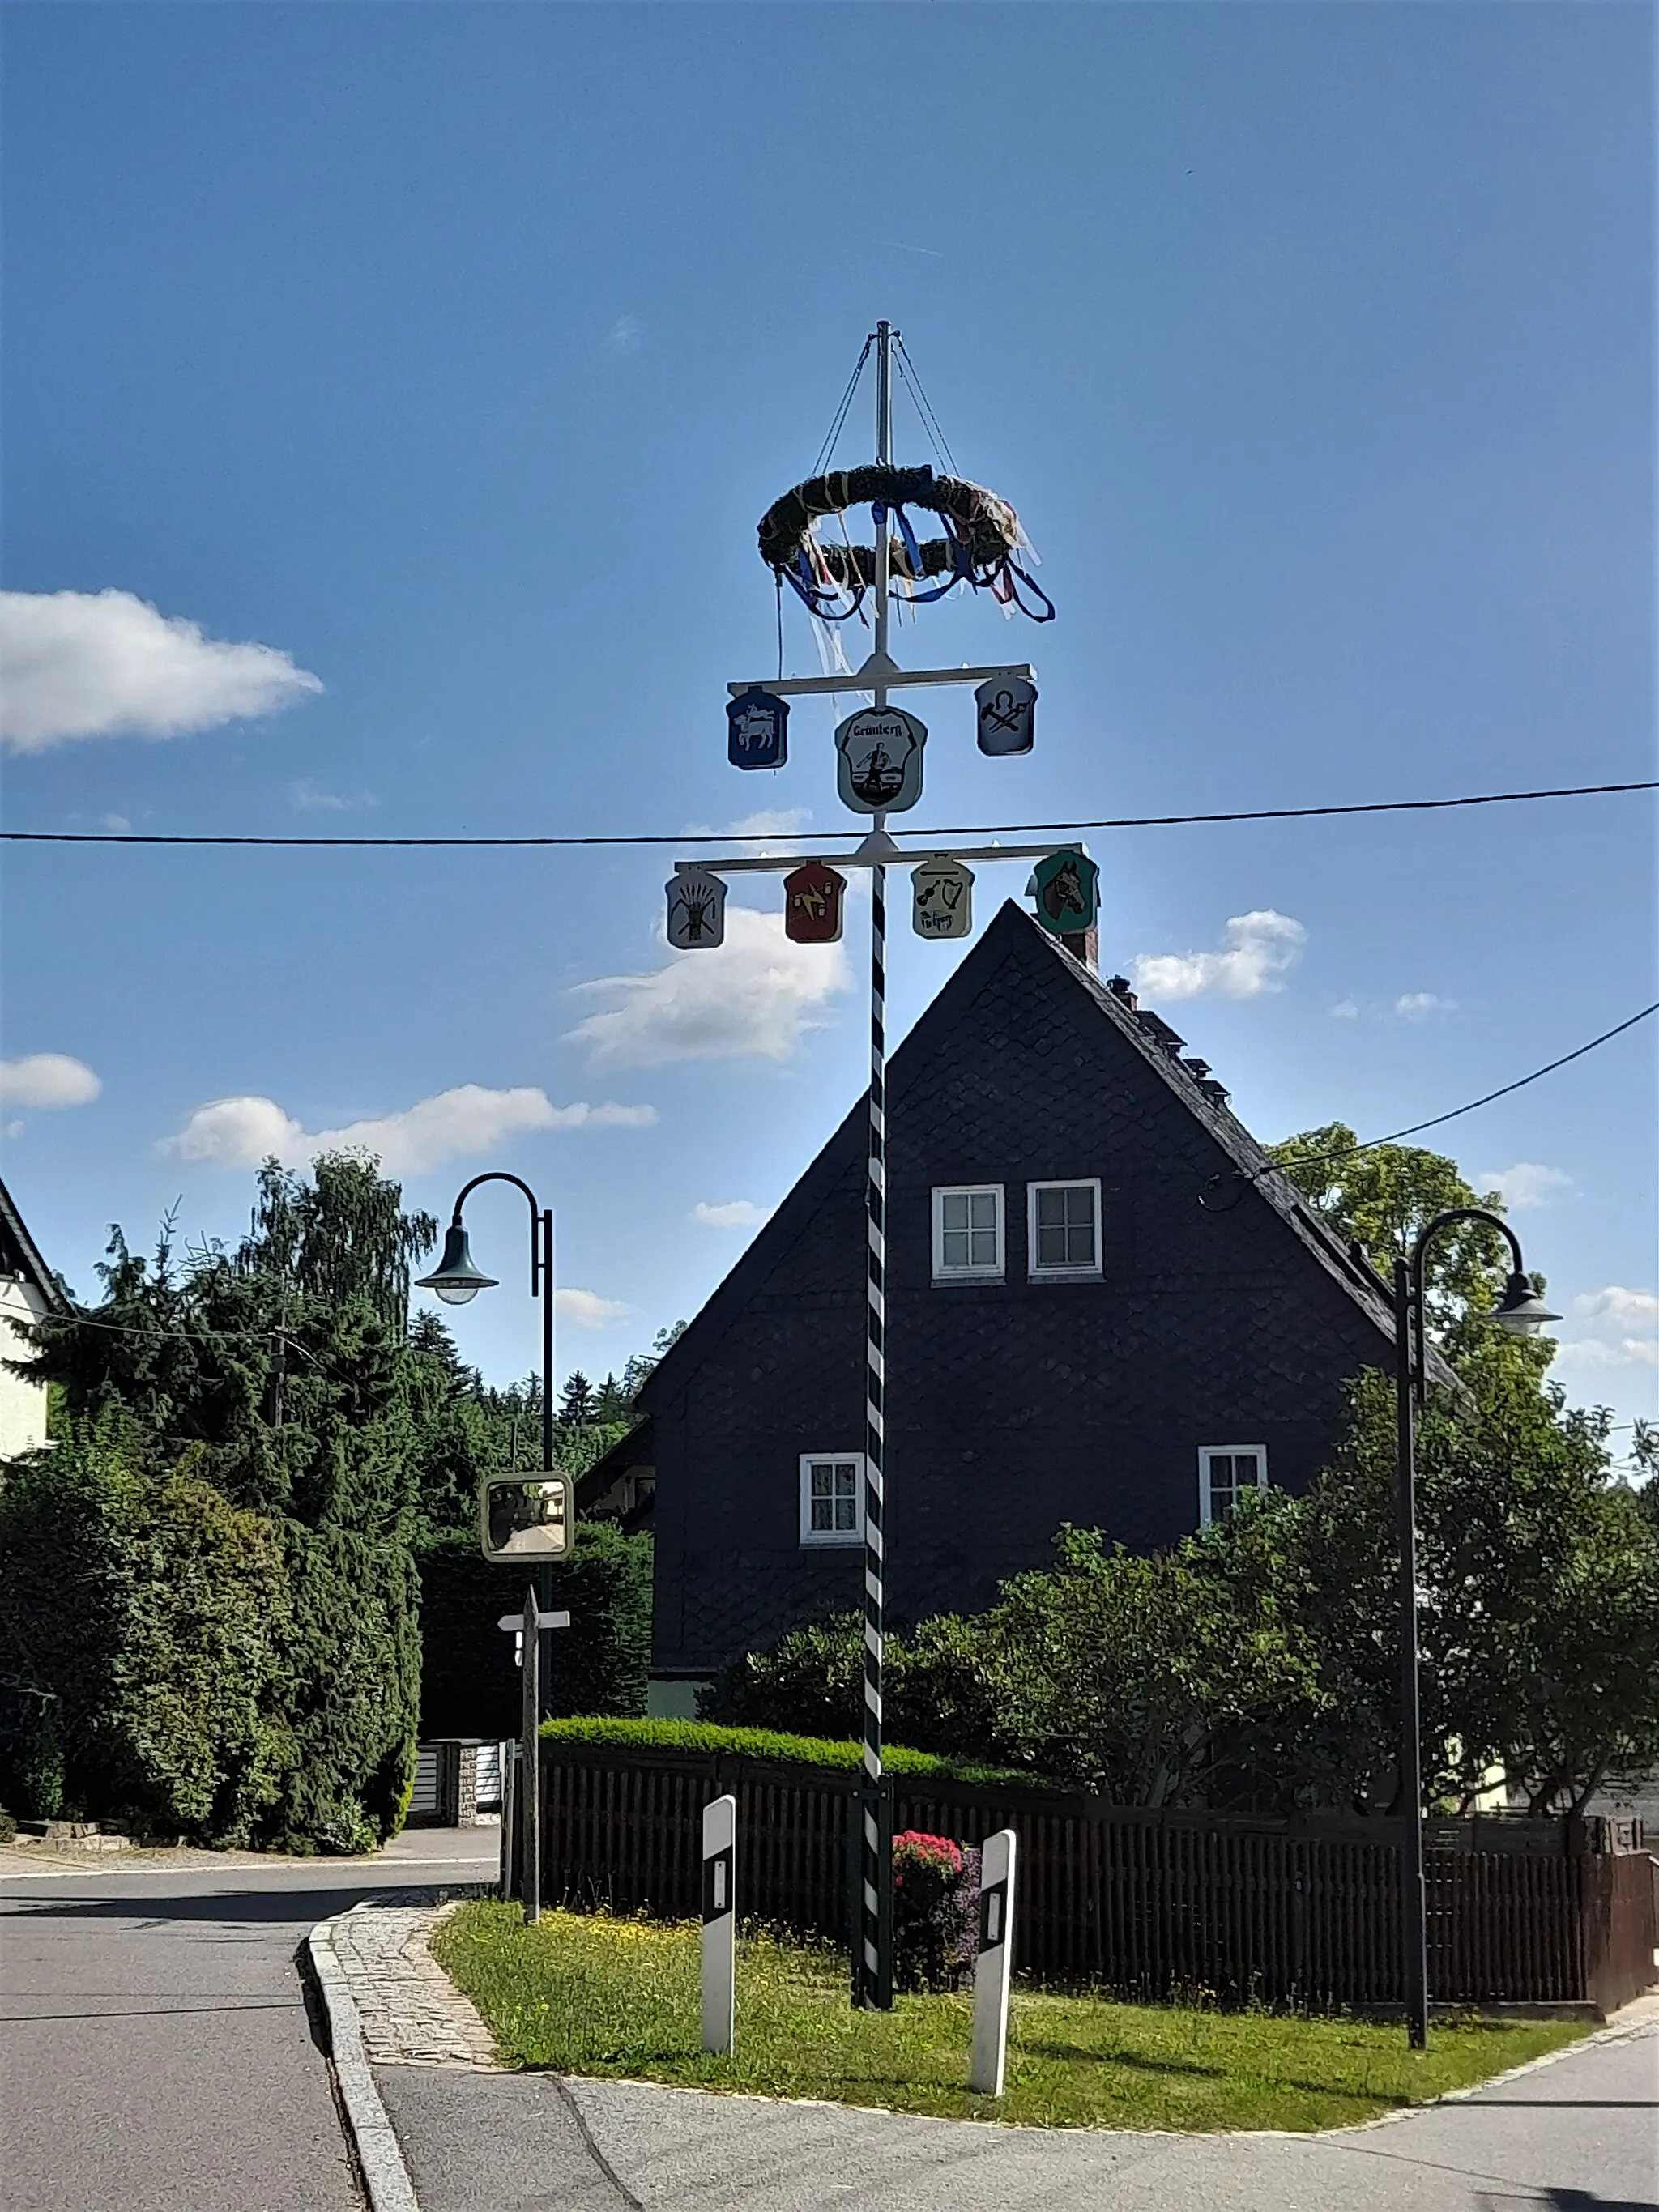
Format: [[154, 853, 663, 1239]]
[[0, 1178, 67, 1458]]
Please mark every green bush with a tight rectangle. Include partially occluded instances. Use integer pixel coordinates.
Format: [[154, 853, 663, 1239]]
[[539, 1715, 1051, 1792], [702, 1610, 997, 1754], [0, 1806, 15, 1845], [0, 1430, 292, 1840], [419, 1524, 652, 1739]]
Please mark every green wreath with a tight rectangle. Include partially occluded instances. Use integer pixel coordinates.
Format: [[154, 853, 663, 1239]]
[[757, 463, 1051, 620]]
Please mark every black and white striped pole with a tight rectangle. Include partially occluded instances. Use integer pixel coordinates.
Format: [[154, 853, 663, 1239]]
[[970, 1827, 1018, 2096], [856, 322, 896, 2015], [701, 1792, 737, 2054]]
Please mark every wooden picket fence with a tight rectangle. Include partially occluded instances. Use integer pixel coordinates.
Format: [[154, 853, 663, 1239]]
[[522, 1739, 1657, 2014]]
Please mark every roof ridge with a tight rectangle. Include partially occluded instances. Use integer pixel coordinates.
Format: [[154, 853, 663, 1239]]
[[0, 1175, 70, 1315]]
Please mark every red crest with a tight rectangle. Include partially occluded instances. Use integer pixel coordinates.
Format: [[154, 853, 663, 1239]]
[[783, 861, 847, 944]]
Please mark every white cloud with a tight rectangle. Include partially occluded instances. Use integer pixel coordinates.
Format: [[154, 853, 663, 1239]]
[[1395, 991, 1457, 1020], [557, 1288, 630, 1329], [162, 1085, 656, 1174], [693, 1200, 774, 1229], [100, 812, 132, 834], [684, 808, 813, 847], [290, 778, 377, 813], [4, 1120, 25, 1140], [1478, 1162, 1574, 1212], [0, 589, 322, 752], [1552, 1285, 1659, 1375], [608, 315, 641, 353], [0, 1053, 101, 1108], [567, 906, 850, 1068], [1132, 910, 1307, 1001], [1329, 998, 1359, 1020]]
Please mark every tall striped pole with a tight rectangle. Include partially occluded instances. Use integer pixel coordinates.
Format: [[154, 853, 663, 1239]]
[[859, 837, 892, 2010], [856, 321, 896, 2011]]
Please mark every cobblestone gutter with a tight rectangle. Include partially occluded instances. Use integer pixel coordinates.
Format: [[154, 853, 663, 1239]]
[[331, 1902, 501, 2071]]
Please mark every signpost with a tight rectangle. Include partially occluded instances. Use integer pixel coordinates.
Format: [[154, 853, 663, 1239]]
[[701, 1792, 738, 2055], [975, 676, 1037, 756], [783, 859, 848, 944], [911, 857, 974, 940], [970, 1828, 1018, 2096], [727, 686, 789, 770], [498, 1592, 570, 1923], [835, 704, 927, 814], [1030, 847, 1100, 938], [666, 867, 728, 950]]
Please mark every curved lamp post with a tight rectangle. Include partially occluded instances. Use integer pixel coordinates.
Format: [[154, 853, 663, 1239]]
[[1393, 1210, 1559, 2049], [416, 1171, 557, 1715]]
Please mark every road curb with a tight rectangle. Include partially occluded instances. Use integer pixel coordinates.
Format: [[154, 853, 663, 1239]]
[[309, 1909, 423, 2212]]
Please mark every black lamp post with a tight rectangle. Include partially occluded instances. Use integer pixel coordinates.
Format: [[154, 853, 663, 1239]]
[[1392, 1209, 1559, 2048], [416, 1171, 557, 1716]]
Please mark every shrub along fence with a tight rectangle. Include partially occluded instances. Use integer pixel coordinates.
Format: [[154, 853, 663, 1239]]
[[521, 1732, 1657, 2015]]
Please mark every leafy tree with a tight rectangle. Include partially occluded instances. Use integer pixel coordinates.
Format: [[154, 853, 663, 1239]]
[[1267, 1352, 1659, 1815], [15, 1154, 436, 1851], [1271, 1128, 1518, 1337]]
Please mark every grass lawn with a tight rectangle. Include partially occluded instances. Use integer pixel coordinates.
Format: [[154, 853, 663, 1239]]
[[432, 1901, 1588, 2133]]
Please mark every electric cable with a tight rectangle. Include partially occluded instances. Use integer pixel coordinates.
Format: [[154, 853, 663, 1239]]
[[1197, 1000, 1659, 1210], [4, 778, 1651, 850]]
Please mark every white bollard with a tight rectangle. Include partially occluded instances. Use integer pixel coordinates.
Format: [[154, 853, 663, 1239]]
[[970, 1828, 1017, 2096], [701, 1792, 737, 2054]]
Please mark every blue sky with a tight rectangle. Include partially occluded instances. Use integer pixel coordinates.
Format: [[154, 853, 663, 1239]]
[[2, 2, 1653, 1447]]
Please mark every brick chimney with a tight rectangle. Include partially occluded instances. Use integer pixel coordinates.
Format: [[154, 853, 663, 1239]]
[[1106, 974, 1137, 1011]]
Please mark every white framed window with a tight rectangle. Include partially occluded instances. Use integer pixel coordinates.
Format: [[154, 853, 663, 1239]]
[[932, 1185, 1004, 1280], [1026, 1179, 1102, 1277], [799, 1453, 866, 1546], [1198, 1445, 1268, 1528]]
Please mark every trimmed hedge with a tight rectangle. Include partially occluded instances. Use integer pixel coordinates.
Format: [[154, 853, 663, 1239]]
[[538, 1715, 1053, 1793], [420, 1525, 651, 1739]]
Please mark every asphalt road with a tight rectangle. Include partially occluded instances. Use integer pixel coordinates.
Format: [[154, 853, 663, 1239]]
[[0, 1828, 498, 2212], [378, 1998, 1659, 2212]]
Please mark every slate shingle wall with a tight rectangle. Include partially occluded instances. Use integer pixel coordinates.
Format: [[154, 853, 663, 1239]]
[[649, 906, 1398, 1678]]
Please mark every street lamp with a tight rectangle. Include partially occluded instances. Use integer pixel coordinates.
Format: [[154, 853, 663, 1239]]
[[416, 1170, 558, 1682], [1392, 1208, 1560, 2049]]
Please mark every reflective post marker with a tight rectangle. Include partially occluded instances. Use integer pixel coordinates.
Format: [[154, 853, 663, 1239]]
[[970, 1829, 1018, 2096], [701, 1792, 737, 2055]]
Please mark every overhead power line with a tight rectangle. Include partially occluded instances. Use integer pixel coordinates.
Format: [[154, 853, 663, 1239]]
[[2, 778, 1651, 851], [1200, 999, 1658, 1208]]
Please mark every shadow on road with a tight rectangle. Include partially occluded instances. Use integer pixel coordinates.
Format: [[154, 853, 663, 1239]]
[[0, 1884, 398, 1926]]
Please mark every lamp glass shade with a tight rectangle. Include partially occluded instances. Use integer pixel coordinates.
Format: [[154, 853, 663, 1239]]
[[1493, 1271, 1562, 1336], [416, 1224, 498, 1307]]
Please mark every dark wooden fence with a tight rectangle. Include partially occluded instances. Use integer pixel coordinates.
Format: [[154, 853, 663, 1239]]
[[530, 1741, 1657, 2014]]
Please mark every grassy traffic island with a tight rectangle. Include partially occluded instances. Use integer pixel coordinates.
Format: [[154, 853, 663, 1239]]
[[432, 1900, 1587, 2133]]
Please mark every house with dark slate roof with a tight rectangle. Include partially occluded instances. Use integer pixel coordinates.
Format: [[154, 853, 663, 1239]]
[[582, 900, 1422, 1714]]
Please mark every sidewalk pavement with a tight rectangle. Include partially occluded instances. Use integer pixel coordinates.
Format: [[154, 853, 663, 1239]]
[[341, 1905, 1659, 2212]]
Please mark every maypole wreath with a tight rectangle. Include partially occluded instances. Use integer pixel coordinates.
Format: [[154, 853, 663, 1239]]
[[757, 462, 1055, 624]]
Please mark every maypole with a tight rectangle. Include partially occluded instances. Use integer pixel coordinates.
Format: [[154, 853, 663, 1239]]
[[672, 322, 1097, 2008]]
